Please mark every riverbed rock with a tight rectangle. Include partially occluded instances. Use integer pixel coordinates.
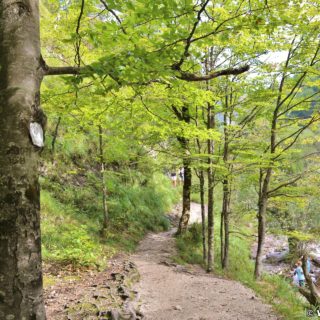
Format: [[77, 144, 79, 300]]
[[264, 250, 288, 264]]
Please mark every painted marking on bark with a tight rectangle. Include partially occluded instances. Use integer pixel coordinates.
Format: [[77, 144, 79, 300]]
[[29, 122, 44, 147]]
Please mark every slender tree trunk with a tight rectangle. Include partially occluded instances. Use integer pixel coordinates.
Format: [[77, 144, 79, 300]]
[[207, 150, 214, 272], [195, 106, 206, 264], [255, 88, 277, 278], [0, 1, 46, 318], [254, 197, 267, 279], [173, 105, 192, 235], [254, 168, 271, 279], [199, 170, 207, 264], [177, 155, 192, 234], [51, 116, 61, 155], [207, 103, 215, 272], [220, 203, 224, 267], [222, 178, 231, 269], [98, 125, 108, 230], [222, 110, 230, 269]]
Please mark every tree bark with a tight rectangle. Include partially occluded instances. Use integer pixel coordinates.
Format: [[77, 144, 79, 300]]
[[207, 146, 214, 272], [0, 1, 46, 318], [254, 168, 271, 279], [98, 125, 108, 230], [207, 103, 215, 272], [222, 178, 231, 269], [220, 203, 224, 267], [177, 155, 192, 234], [199, 170, 207, 264], [195, 106, 206, 264], [173, 105, 192, 235], [254, 78, 278, 278], [222, 110, 231, 270]]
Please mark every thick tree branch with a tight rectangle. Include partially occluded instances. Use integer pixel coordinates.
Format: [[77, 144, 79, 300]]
[[44, 66, 83, 76], [176, 64, 249, 82]]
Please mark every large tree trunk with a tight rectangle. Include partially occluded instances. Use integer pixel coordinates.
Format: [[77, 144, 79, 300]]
[[98, 125, 108, 231], [177, 156, 192, 234], [0, 1, 46, 318]]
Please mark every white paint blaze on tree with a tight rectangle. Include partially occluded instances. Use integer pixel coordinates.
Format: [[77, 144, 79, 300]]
[[30, 122, 45, 148], [0, 1, 46, 318]]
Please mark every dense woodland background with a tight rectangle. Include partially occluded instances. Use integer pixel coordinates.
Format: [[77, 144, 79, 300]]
[[1, 0, 320, 319]]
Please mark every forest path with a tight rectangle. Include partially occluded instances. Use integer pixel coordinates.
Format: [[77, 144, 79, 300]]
[[132, 204, 280, 320]]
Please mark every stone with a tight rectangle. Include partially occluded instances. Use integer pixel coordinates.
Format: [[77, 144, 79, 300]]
[[108, 310, 120, 320]]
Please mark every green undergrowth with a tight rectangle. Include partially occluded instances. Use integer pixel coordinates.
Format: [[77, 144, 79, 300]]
[[41, 172, 178, 268], [175, 218, 310, 320]]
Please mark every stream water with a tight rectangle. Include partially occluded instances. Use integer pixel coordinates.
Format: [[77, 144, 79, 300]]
[[252, 234, 320, 283]]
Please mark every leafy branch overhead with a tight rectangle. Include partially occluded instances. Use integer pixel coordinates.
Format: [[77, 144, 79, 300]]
[[42, 0, 257, 83]]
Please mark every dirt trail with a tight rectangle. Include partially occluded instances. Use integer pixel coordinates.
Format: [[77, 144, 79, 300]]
[[132, 204, 280, 320]]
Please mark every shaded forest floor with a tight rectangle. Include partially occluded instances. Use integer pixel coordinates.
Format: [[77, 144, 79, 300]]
[[44, 204, 280, 320], [44, 254, 141, 319]]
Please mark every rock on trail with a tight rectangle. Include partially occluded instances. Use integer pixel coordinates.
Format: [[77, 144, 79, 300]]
[[132, 203, 280, 320]]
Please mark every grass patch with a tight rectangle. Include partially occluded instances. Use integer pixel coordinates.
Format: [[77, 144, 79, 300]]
[[43, 275, 57, 288], [41, 172, 179, 268], [41, 190, 111, 268]]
